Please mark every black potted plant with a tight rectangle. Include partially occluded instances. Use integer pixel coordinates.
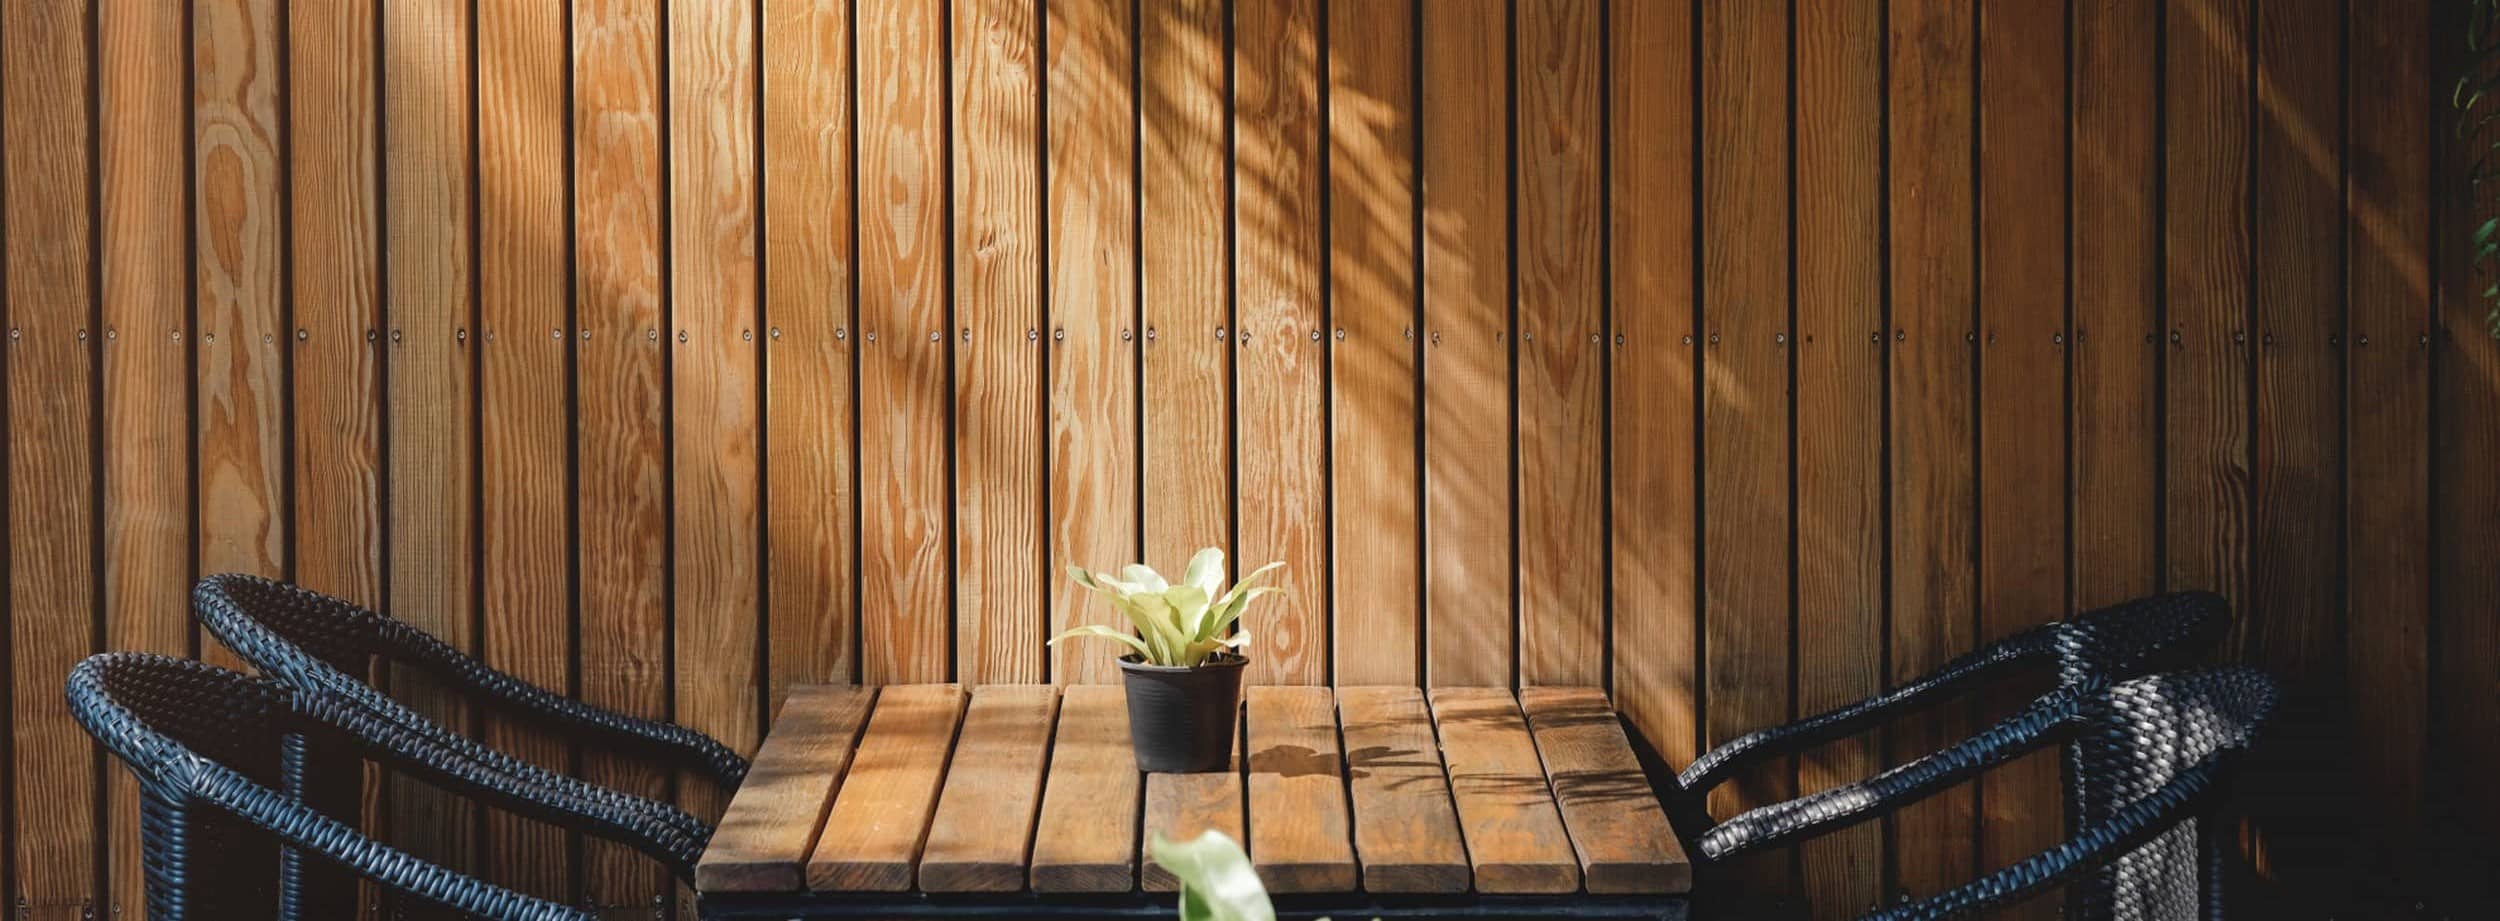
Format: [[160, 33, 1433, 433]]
[[1051, 547, 1282, 772]]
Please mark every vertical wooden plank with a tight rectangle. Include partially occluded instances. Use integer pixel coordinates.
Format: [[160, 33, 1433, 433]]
[[195, 0, 286, 671], [920, 685, 1059, 892], [1887, 0, 1978, 899], [1975, 2, 2070, 913], [1420, 0, 1512, 687], [289, 0, 380, 913], [1699, 0, 1793, 894], [382, 0, 479, 896], [763, 0, 858, 699], [2163, 0, 2251, 661], [667, 0, 763, 827], [99, 2, 193, 916], [2346, 0, 2431, 880], [2250, 1, 2346, 904], [952, 0, 1045, 684], [574, 0, 672, 910], [1243, 686, 1354, 893], [856, 0, 952, 684], [1044, 0, 1139, 685], [2071, 0, 2159, 610], [1029, 685, 1141, 891], [2434, 0, 2500, 897], [5, 1, 99, 916], [1608, 0, 1700, 773], [478, 0, 571, 899], [1231, 0, 1326, 685], [1323, 0, 1418, 686], [1138, 0, 1230, 582], [1514, 0, 1603, 687], [1793, 0, 1885, 913]]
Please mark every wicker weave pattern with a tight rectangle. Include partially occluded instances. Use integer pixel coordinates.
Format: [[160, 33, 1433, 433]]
[[69, 653, 597, 921], [1703, 667, 2277, 921]]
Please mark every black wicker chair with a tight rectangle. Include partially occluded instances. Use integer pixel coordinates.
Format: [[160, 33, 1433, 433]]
[[188, 574, 746, 911], [68, 652, 600, 920], [1696, 665, 2278, 920]]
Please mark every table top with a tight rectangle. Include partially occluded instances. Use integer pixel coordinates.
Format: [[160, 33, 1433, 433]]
[[695, 683, 1693, 902]]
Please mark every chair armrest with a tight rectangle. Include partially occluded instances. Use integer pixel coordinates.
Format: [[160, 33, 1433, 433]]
[[194, 757, 597, 921], [1696, 685, 2084, 861], [1853, 759, 2228, 921], [373, 617, 750, 789], [1678, 625, 2051, 796]]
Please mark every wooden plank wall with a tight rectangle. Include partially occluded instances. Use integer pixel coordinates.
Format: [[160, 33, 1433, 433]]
[[0, 1, 2486, 918]]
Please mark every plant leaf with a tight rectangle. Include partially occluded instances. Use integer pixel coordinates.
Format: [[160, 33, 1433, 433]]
[[1149, 831, 1275, 921], [1122, 593, 1193, 666], [1182, 546, 1227, 598], [1119, 563, 1171, 593], [1048, 625, 1151, 659]]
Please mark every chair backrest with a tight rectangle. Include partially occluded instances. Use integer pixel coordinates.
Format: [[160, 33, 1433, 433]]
[[67, 653, 594, 921], [2065, 668, 2277, 921]]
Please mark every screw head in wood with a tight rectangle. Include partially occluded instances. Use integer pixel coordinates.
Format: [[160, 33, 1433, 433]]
[[1051, 328, 1063, 342], [1121, 328, 1133, 341], [770, 327, 782, 340]]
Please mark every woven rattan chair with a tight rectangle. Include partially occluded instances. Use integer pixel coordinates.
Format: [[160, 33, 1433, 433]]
[[68, 652, 601, 920], [1695, 665, 2279, 920], [188, 573, 746, 913]]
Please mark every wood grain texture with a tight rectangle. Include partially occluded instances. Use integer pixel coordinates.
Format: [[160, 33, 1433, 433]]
[[1518, 687, 1690, 895], [920, 685, 1061, 891], [382, 0, 480, 896], [1335, 687, 1465, 893], [1698, 2, 1794, 896], [2344, 0, 2430, 859], [699, 686, 877, 893], [1243, 686, 1355, 892], [1974, 2, 2069, 911], [2163, 0, 2251, 638], [1140, 763, 1243, 893], [1232, 0, 1327, 686], [2071, 0, 2160, 614], [1029, 684, 1141, 892], [2248, 2, 2346, 904], [1607, 0, 1701, 776], [1428, 688, 1578, 895], [808, 685, 968, 892], [1886, 0, 1979, 900], [572, 0, 674, 910], [100, 2, 195, 915], [478, 0, 573, 899], [6, 2, 100, 914], [1419, 0, 1514, 687], [194, 0, 285, 668], [1137, 0, 1231, 581], [669, 0, 765, 835], [856, 0, 953, 684], [952, 0, 1045, 685], [763, 0, 859, 699], [1791, 0, 1885, 912], [1044, 0, 1140, 686], [1323, 0, 1420, 687], [1514, 0, 1603, 688]]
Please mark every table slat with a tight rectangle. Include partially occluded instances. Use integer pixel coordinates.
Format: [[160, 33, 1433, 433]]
[[919, 685, 1063, 891], [1029, 685, 1142, 892], [696, 686, 877, 892], [1140, 761, 1242, 892], [1337, 686, 1469, 893], [1245, 686, 1358, 892], [1430, 687, 1582, 893], [805, 684, 969, 891], [1520, 686, 1694, 894]]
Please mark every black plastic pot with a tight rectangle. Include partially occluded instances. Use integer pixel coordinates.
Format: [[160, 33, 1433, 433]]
[[1116, 653, 1246, 772]]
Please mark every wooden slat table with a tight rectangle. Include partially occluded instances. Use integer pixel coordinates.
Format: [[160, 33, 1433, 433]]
[[697, 684, 1691, 920]]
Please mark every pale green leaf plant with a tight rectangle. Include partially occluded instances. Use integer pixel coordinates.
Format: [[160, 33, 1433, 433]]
[[1051, 547, 1282, 667]]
